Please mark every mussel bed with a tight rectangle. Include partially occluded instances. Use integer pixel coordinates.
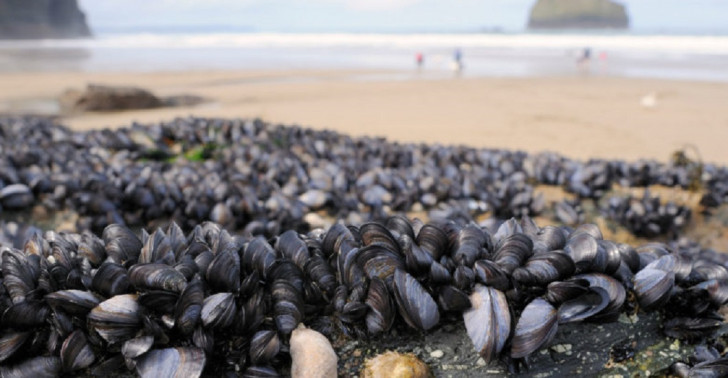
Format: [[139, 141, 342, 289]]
[[0, 116, 724, 239], [1, 216, 728, 377]]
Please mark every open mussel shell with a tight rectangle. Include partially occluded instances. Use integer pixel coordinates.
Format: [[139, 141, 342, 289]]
[[129, 263, 188, 293], [557, 287, 610, 323], [634, 268, 675, 311], [511, 298, 558, 358], [87, 294, 141, 344], [200, 292, 236, 329], [0, 356, 61, 378], [463, 284, 510, 364], [135, 347, 206, 378], [392, 269, 439, 331], [249, 330, 280, 365], [60, 330, 95, 372], [574, 273, 625, 322]]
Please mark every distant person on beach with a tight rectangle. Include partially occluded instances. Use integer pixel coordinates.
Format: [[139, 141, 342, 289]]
[[577, 47, 591, 73], [452, 48, 463, 73], [415, 52, 424, 70]]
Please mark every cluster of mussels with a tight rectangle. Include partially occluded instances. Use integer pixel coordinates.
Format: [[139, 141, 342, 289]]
[[604, 190, 692, 238], [1, 216, 728, 377], [0, 116, 726, 237]]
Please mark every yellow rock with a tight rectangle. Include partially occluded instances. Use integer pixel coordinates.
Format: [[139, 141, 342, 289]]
[[290, 324, 337, 378], [361, 351, 433, 378]]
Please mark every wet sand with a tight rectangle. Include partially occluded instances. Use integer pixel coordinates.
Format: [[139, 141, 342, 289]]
[[1, 69, 727, 164]]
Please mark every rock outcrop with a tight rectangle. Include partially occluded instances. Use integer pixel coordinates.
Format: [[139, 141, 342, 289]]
[[0, 0, 91, 39], [528, 0, 629, 30], [60, 85, 164, 113], [59, 84, 208, 113]]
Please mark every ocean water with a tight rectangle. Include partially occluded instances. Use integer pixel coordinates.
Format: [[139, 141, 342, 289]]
[[1, 32, 727, 82]]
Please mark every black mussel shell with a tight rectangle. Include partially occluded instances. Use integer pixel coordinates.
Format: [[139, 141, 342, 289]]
[[200, 292, 236, 329], [663, 317, 723, 342], [437, 285, 472, 312], [60, 330, 95, 372], [122, 335, 154, 360], [634, 268, 675, 311], [544, 279, 590, 305], [103, 224, 142, 264], [175, 276, 204, 335], [0, 356, 61, 378], [512, 251, 575, 286], [557, 287, 610, 323], [365, 277, 395, 336], [564, 233, 598, 274], [0, 332, 30, 363], [511, 298, 558, 358], [92, 262, 130, 297], [135, 347, 206, 378], [129, 264, 188, 293], [463, 284, 510, 364], [87, 294, 141, 344], [473, 260, 511, 291], [392, 269, 439, 331], [249, 330, 280, 365]]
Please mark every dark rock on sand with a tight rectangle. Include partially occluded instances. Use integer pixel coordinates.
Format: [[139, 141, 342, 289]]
[[60, 85, 165, 113]]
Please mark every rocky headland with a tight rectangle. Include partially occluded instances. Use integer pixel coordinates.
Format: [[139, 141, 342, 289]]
[[528, 0, 629, 30], [0, 0, 91, 39]]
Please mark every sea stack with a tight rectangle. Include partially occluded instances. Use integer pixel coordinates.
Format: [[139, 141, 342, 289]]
[[0, 0, 91, 39], [527, 0, 629, 30]]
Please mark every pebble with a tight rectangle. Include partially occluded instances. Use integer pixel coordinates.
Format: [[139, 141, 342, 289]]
[[430, 350, 444, 359]]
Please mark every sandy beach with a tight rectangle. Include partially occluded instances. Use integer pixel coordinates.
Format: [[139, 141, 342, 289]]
[[1, 69, 727, 164]]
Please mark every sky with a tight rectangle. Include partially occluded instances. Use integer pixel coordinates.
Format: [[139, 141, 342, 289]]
[[78, 0, 728, 34]]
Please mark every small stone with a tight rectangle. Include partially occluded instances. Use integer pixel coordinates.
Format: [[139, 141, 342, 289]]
[[362, 351, 431, 378], [290, 324, 337, 378], [430, 350, 444, 359], [353, 349, 362, 357], [476, 358, 486, 367]]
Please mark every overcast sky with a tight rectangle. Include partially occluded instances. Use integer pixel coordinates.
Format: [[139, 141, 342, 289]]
[[78, 0, 728, 34]]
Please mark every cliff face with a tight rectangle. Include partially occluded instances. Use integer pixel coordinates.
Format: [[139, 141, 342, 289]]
[[0, 0, 91, 39], [528, 0, 629, 30]]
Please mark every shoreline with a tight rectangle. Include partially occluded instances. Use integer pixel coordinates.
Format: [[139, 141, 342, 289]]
[[1, 69, 727, 164]]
